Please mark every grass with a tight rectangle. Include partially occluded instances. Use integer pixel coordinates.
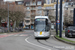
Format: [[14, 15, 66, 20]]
[[62, 30, 65, 33], [54, 30, 65, 33], [56, 35, 75, 43]]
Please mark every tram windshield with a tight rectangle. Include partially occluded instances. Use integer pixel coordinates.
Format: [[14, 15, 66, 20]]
[[34, 18, 49, 32]]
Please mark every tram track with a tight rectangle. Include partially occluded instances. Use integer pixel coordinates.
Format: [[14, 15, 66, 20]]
[[37, 39, 62, 50]]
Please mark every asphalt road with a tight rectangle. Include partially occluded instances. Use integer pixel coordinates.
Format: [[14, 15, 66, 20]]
[[0, 30, 75, 50]]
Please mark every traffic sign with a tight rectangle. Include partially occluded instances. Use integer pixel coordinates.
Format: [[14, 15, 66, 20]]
[[57, 20, 60, 23]]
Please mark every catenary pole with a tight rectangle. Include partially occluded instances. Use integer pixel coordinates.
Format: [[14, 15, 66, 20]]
[[56, 0, 58, 35], [73, 8, 75, 26], [59, 0, 62, 38]]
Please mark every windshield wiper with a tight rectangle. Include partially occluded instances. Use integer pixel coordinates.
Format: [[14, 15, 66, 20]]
[[41, 27, 46, 31]]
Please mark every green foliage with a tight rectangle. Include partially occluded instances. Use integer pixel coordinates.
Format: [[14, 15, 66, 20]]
[[9, 11, 25, 27], [9, 11, 25, 21], [0, 8, 25, 27], [0, 9, 8, 19], [56, 35, 75, 43]]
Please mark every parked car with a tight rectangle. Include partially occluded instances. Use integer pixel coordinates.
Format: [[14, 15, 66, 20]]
[[65, 26, 75, 37]]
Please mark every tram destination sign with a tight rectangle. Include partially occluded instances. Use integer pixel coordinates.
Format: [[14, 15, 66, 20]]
[[36, 19, 45, 21]]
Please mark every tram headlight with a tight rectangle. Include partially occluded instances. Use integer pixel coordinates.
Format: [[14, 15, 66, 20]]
[[34, 32, 38, 36]]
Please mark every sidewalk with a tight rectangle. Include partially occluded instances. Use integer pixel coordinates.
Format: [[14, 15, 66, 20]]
[[0, 31, 25, 35], [53, 30, 75, 45]]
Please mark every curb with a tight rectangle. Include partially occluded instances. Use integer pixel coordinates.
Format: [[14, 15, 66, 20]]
[[54, 36, 75, 45], [2, 31, 24, 34]]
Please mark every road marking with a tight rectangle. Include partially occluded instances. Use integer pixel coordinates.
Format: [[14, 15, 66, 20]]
[[20, 34, 23, 36], [0, 33, 22, 38], [8, 34, 14, 36], [48, 49, 51, 50], [14, 34, 19, 36], [0, 35, 9, 38], [20, 34, 28, 36], [13, 34, 28, 36], [25, 37, 51, 50]]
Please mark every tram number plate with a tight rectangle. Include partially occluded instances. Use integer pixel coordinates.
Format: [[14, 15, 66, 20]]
[[40, 32, 42, 35]]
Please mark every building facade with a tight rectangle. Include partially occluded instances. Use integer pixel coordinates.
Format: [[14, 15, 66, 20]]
[[24, 0, 45, 29], [64, 0, 75, 24], [44, 0, 65, 23]]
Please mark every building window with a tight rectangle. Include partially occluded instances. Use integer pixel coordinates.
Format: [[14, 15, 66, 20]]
[[17, 2, 23, 5], [25, 20, 30, 23], [26, 2, 30, 6], [54, 4, 56, 9], [70, 10, 73, 13], [37, 1, 41, 5], [69, 0, 71, 1], [65, 3, 68, 7], [73, 2, 75, 5], [58, 4, 60, 8], [37, 11, 42, 13], [26, 11, 30, 16], [26, 7, 30, 10], [47, 0, 50, 4], [37, 6, 42, 9], [51, 0, 54, 3], [59, 0, 60, 2], [68, 2, 71, 5]]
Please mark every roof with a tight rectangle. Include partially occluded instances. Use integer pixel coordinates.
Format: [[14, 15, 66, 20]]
[[35, 16, 48, 19]]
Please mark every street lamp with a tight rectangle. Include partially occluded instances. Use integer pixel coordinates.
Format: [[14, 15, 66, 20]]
[[3, 0, 15, 32], [7, 3, 9, 32]]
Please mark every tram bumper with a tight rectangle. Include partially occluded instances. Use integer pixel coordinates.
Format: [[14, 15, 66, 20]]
[[34, 32, 50, 38]]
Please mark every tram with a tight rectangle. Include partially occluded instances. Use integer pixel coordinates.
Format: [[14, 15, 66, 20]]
[[34, 16, 51, 38]]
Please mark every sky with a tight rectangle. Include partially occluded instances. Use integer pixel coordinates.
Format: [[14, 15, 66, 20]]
[[4, 0, 24, 2]]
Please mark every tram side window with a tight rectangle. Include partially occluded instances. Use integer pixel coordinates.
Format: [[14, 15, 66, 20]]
[[46, 20, 50, 31], [46, 24, 50, 31]]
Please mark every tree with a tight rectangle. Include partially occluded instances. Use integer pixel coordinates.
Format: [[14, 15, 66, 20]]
[[0, 9, 8, 26], [9, 11, 25, 28]]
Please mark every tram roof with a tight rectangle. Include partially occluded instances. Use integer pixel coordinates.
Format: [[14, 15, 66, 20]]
[[35, 16, 48, 19]]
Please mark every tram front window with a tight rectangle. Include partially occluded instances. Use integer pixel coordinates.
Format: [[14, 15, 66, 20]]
[[35, 25, 46, 31], [34, 18, 49, 32]]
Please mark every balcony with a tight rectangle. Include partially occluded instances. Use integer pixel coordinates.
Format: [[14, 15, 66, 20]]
[[36, 6, 42, 9], [31, 21, 34, 24], [30, 2, 36, 6], [24, 17, 31, 20], [26, 4, 30, 6], [31, 17, 35, 19], [31, 13, 36, 15], [31, 8, 36, 10], [37, 1, 42, 6]]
